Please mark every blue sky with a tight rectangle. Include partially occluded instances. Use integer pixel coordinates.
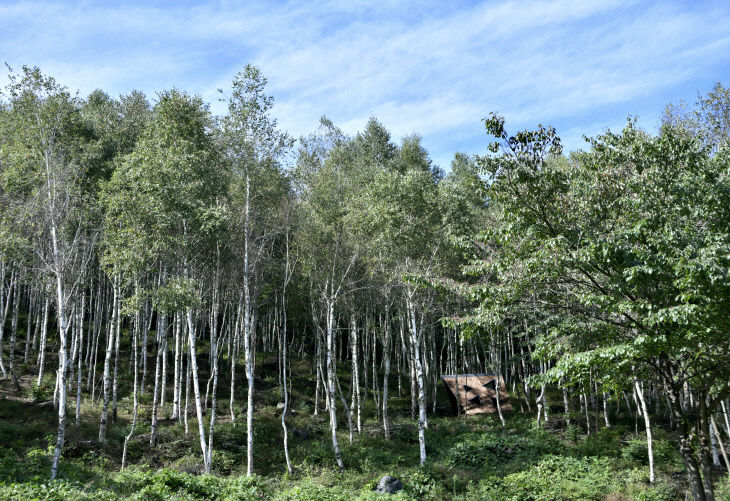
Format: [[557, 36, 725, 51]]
[[2, 0, 730, 169]]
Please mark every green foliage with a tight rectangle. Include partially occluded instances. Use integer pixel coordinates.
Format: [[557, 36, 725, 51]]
[[402, 467, 445, 499], [573, 427, 622, 458], [273, 480, 350, 501], [27, 381, 52, 402], [564, 424, 582, 443], [716, 474, 730, 501], [0, 480, 115, 501], [445, 428, 564, 470], [473, 454, 618, 501]]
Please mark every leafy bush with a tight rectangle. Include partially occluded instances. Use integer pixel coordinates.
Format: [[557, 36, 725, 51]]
[[0, 481, 115, 501], [221, 475, 271, 501], [391, 423, 418, 444], [402, 467, 446, 500], [564, 424, 582, 443], [273, 480, 350, 501], [27, 381, 52, 402], [445, 428, 564, 470], [574, 427, 621, 458], [212, 449, 238, 475], [620, 435, 681, 469], [623, 469, 678, 501], [475, 454, 619, 501]]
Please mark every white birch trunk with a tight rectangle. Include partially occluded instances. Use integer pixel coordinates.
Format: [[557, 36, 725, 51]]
[[75, 299, 84, 428], [382, 305, 391, 440], [111, 292, 122, 422], [187, 307, 210, 472], [121, 309, 139, 470], [406, 292, 427, 466], [150, 314, 166, 446], [230, 296, 242, 421], [350, 315, 361, 434], [172, 312, 181, 419], [326, 299, 345, 469], [50, 226, 71, 479], [243, 175, 255, 476], [634, 379, 655, 483], [37, 296, 50, 386], [99, 282, 118, 442], [281, 236, 293, 473], [9, 277, 21, 390]]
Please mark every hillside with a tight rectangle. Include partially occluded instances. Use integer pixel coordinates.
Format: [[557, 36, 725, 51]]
[[0, 344, 717, 501]]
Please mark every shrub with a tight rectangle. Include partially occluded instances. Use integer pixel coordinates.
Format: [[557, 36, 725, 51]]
[[222, 474, 271, 501], [27, 381, 52, 402], [564, 424, 582, 443], [403, 467, 446, 500], [574, 427, 621, 458], [476, 454, 619, 501], [273, 480, 350, 501], [0, 481, 115, 501], [445, 428, 563, 470]]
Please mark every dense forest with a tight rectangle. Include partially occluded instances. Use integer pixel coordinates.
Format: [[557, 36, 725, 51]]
[[0, 65, 729, 501]]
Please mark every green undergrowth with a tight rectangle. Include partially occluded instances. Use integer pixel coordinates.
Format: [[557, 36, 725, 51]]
[[0, 353, 695, 500]]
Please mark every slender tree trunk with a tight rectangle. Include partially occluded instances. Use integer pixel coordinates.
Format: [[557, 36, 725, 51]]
[[383, 304, 391, 440], [24, 289, 34, 365], [495, 374, 506, 427], [281, 236, 293, 474], [314, 328, 321, 416], [722, 401, 730, 440], [99, 281, 118, 442], [184, 343, 190, 435], [141, 301, 149, 396], [350, 315, 361, 434], [50, 221, 70, 480], [75, 300, 84, 428], [230, 296, 242, 421], [326, 299, 345, 470], [634, 379, 655, 483], [336, 373, 354, 444], [161, 322, 169, 410], [710, 418, 721, 467], [406, 292, 427, 466], [243, 175, 254, 476], [205, 255, 221, 475], [0, 267, 12, 380], [711, 416, 729, 473], [111, 292, 122, 422], [537, 385, 546, 428], [172, 312, 181, 420], [121, 308, 139, 470], [187, 307, 210, 472], [37, 297, 50, 386], [9, 277, 21, 391], [150, 314, 166, 446]]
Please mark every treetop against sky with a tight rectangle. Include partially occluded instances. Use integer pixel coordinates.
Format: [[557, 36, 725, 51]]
[[1, 0, 729, 168]]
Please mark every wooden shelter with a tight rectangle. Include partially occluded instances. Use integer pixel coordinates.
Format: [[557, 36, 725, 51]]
[[441, 373, 511, 415]]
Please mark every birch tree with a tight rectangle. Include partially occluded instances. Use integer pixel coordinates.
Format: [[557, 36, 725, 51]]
[[1, 66, 96, 479]]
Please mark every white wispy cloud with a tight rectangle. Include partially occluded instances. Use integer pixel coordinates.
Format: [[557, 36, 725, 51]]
[[1, 0, 729, 167]]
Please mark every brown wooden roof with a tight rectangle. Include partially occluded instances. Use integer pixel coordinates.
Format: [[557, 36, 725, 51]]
[[441, 373, 511, 415]]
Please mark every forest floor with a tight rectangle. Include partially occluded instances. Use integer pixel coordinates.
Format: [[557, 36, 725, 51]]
[[0, 353, 727, 500]]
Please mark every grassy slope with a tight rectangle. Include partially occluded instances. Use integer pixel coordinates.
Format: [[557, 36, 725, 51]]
[[0, 327, 727, 500]]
